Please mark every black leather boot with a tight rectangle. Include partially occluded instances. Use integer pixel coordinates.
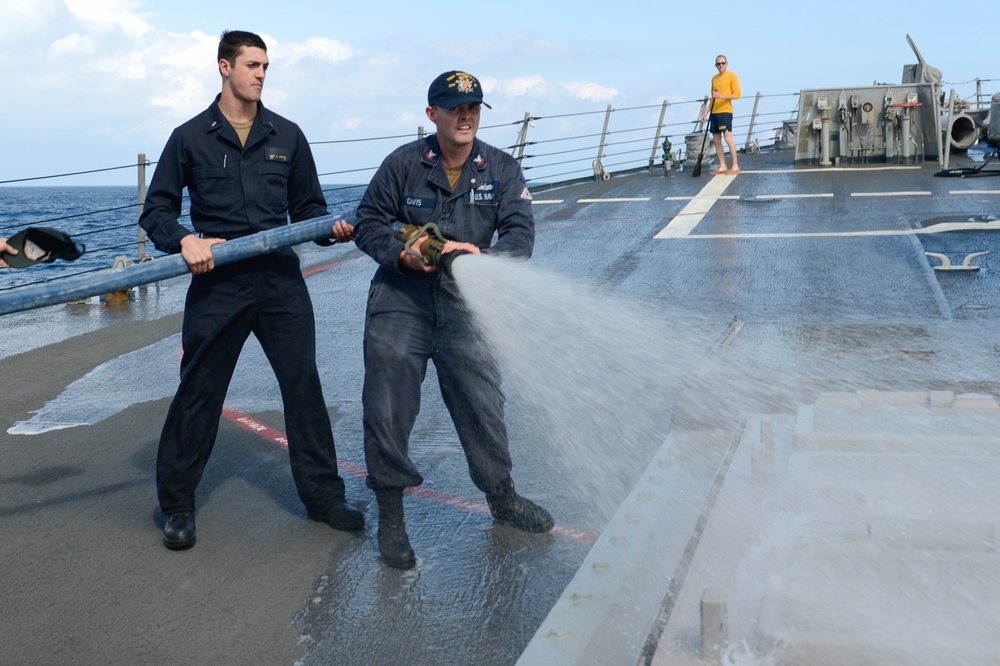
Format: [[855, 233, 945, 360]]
[[487, 477, 555, 533], [163, 511, 196, 550], [375, 489, 416, 570], [307, 498, 365, 532]]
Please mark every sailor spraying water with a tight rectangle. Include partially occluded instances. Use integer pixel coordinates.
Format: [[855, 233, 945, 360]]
[[342, 70, 553, 570]]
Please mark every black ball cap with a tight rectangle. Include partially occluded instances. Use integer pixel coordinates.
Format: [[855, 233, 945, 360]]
[[2, 226, 85, 268], [427, 70, 491, 109]]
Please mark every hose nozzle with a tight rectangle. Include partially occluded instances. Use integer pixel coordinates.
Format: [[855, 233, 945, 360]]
[[394, 222, 469, 276]]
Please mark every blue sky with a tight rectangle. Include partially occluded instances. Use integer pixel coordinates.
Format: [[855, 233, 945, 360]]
[[1, 0, 995, 185]]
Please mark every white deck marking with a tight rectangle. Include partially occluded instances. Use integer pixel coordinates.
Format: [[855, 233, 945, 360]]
[[654, 175, 737, 238], [753, 193, 833, 200], [849, 191, 932, 197], [577, 197, 651, 203], [669, 220, 1000, 239], [531, 199, 565, 205], [663, 195, 744, 201], [744, 166, 921, 174], [949, 190, 1000, 195]]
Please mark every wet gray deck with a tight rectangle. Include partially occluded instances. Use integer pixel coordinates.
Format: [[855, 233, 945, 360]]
[[3, 148, 1000, 664]]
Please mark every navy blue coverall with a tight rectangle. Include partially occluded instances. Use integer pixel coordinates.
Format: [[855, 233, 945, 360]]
[[353, 135, 535, 494], [139, 95, 348, 516]]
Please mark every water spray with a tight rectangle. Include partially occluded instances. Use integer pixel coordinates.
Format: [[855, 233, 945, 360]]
[[393, 222, 470, 276]]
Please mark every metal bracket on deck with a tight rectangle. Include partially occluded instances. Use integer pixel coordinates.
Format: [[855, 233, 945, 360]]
[[592, 158, 610, 181], [925, 251, 989, 271]]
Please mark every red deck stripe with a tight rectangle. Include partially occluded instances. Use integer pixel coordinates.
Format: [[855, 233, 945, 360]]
[[220, 401, 596, 544]]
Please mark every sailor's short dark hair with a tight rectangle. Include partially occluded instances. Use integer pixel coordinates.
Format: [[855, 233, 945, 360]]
[[218, 30, 267, 64]]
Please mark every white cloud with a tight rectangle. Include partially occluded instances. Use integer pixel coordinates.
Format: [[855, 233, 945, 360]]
[[393, 110, 428, 132], [277, 36, 354, 66], [478, 76, 618, 106], [340, 117, 364, 131], [498, 76, 548, 97], [51, 32, 98, 56], [141, 31, 220, 115], [50, 28, 219, 124], [149, 74, 215, 116], [0, 0, 66, 46], [561, 81, 619, 102], [64, 0, 151, 37]]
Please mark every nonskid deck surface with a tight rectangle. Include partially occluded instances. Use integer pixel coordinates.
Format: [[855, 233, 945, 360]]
[[3, 149, 1000, 665]]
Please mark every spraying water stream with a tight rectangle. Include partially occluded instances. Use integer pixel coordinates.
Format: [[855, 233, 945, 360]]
[[450, 253, 729, 528], [449, 252, 1000, 664]]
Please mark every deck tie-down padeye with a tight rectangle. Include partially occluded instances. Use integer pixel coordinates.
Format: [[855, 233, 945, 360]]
[[925, 251, 989, 271]]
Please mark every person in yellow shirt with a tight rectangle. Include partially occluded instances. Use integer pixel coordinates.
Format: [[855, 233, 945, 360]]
[[700, 55, 741, 174]]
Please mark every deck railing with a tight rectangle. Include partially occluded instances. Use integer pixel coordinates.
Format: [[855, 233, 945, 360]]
[[1, 78, 995, 298]]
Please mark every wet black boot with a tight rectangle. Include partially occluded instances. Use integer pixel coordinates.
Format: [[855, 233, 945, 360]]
[[307, 498, 365, 532], [376, 489, 416, 570], [487, 477, 555, 533]]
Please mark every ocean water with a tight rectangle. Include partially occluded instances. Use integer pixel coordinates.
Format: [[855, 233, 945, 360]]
[[0, 184, 367, 291]]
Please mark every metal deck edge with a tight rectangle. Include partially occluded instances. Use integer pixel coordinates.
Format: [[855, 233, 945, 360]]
[[516, 421, 746, 666]]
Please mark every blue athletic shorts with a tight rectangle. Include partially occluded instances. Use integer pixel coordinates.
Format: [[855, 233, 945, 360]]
[[710, 112, 733, 135]]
